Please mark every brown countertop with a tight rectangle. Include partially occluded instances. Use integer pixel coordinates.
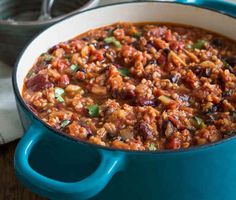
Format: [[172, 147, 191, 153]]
[[0, 140, 45, 200]]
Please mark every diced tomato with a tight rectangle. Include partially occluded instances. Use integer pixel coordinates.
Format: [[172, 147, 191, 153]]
[[165, 30, 173, 42], [91, 50, 104, 61], [58, 74, 70, 88], [167, 137, 181, 149], [53, 59, 70, 71]]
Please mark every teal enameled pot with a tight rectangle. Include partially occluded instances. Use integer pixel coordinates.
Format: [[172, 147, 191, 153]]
[[13, 1, 236, 200]]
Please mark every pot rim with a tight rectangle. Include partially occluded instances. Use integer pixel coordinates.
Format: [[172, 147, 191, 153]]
[[0, 0, 99, 26], [12, 0, 236, 155]]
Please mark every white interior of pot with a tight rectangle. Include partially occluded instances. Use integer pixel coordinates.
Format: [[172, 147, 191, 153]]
[[16, 2, 236, 92]]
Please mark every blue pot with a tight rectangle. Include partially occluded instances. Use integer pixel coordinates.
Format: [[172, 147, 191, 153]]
[[13, 1, 236, 200]]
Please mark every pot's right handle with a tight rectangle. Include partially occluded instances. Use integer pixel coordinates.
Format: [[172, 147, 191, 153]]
[[177, 0, 236, 17], [14, 123, 125, 200]]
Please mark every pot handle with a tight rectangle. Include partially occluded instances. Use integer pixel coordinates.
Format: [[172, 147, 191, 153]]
[[14, 123, 125, 200], [177, 0, 236, 17]]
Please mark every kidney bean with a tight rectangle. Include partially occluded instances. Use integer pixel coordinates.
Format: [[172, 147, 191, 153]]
[[84, 126, 93, 136], [121, 89, 136, 100], [192, 66, 211, 77], [55, 102, 64, 110], [81, 37, 89, 41], [163, 48, 170, 55], [157, 54, 166, 66], [132, 41, 142, 50], [225, 56, 236, 67], [26, 74, 53, 92], [137, 99, 157, 107], [48, 45, 60, 54], [211, 38, 223, 47], [179, 94, 189, 102], [205, 115, 216, 124], [33, 60, 49, 73], [192, 65, 201, 75], [222, 90, 233, 97], [139, 122, 153, 140], [147, 59, 157, 65], [205, 68, 212, 77], [113, 63, 122, 69], [204, 104, 218, 115], [103, 43, 110, 49], [169, 73, 180, 83]]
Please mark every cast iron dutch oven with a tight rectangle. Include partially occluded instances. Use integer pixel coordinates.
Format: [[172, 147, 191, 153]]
[[13, 1, 236, 200]]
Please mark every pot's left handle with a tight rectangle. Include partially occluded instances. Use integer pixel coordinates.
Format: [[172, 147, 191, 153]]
[[14, 123, 125, 200]]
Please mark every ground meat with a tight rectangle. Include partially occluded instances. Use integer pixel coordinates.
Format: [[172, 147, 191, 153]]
[[23, 22, 236, 151]]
